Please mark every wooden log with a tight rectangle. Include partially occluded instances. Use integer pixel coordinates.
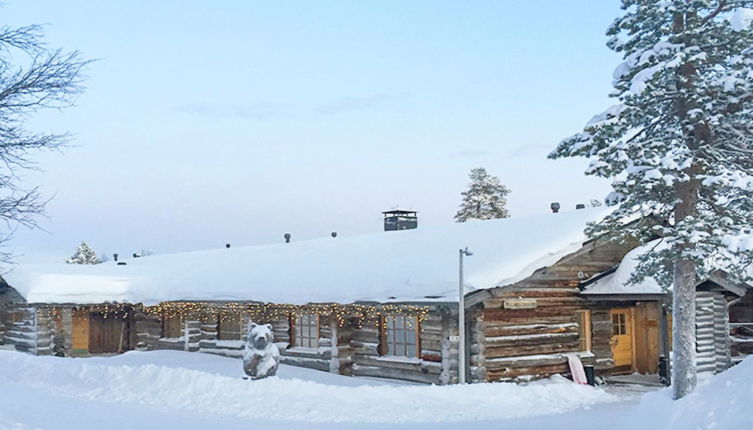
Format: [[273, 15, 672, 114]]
[[485, 322, 578, 337], [487, 288, 582, 300], [486, 363, 569, 380], [484, 341, 581, 359], [354, 355, 441, 374], [485, 353, 568, 370], [485, 332, 579, 348], [352, 364, 440, 384], [482, 310, 577, 324], [280, 355, 330, 371]]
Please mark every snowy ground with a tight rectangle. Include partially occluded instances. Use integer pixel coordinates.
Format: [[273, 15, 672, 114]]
[[0, 349, 626, 430], [1, 349, 751, 430]]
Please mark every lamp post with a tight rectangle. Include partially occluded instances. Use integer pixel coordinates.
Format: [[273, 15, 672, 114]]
[[458, 247, 473, 384]]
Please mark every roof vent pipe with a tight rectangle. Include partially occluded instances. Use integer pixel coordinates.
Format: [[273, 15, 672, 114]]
[[225, 243, 231, 248], [550, 202, 561, 213], [331, 232, 337, 238], [284, 233, 291, 243]]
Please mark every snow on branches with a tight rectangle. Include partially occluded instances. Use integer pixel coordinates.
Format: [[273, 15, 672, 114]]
[[550, 0, 753, 288], [550, 0, 753, 399], [454, 168, 511, 222], [66, 241, 101, 265]]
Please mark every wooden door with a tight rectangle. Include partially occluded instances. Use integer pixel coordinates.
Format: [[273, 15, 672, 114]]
[[610, 308, 634, 368], [88, 312, 125, 354], [71, 308, 90, 355]]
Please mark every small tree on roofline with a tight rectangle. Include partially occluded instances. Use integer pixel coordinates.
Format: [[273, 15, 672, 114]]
[[550, 1, 753, 399], [66, 241, 101, 264], [454, 167, 511, 222]]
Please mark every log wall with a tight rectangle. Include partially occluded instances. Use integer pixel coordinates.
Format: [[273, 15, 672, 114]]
[[477, 238, 632, 382], [696, 291, 731, 375], [350, 306, 452, 384]]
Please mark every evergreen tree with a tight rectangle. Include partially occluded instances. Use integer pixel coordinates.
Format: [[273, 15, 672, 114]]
[[66, 241, 101, 264], [454, 168, 511, 222], [550, 1, 753, 399]]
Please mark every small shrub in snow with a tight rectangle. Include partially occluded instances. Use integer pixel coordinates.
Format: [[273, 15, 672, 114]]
[[454, 167, 511, 222], [65, 241, 101, 265]]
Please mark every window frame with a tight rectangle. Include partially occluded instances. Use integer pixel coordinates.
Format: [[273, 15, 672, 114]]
[[612, 312, 627, 336], [291, 313, 319, 349], [380, 314, 420, 358], [576, 310, 593, 351]]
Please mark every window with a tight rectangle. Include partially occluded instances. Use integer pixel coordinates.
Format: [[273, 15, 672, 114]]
[[576, 310, 592, 351], [293, 313, 319, 348], [382, 315, 419, 358], [612, 312, 627, 335]]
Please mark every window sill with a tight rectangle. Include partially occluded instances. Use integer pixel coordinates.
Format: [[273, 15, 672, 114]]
[[374, 355, 422, 365], [286, 346, 322, 354]]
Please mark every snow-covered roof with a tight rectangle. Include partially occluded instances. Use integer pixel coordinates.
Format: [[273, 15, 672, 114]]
[[582, 239, 753, 297], [581, 243, 665, 296], [4, 209, 607, 305]]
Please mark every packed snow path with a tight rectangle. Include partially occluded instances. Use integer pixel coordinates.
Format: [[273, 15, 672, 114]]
[[0, 350, 623, 429]]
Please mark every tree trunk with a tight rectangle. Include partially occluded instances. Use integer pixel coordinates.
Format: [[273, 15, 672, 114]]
[[672, 176, 699, 399], [672, 256, 697, 399]]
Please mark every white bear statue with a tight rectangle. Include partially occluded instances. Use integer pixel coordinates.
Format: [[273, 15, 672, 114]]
[[242, 322, 280, 379]]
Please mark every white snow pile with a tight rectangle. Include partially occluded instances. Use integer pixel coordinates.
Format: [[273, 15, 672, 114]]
[[0, 350, 617, 425], [624, 356, 753, 429], [3, 208, 607, 305]]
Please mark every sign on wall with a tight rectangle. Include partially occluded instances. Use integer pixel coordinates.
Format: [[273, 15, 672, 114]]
[[503, 298, 538, 310]]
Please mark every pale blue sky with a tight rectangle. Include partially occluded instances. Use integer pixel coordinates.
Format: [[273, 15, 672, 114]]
[[5, 1, 622, 260]]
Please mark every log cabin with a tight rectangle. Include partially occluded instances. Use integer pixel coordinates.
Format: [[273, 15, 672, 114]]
[[1, 208, 750, 385]]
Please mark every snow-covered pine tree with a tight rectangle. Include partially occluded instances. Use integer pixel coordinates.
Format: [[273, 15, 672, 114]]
[[454, 168, 511, 222], [65, 241, 101, 264], [550, 1, 753, 399]]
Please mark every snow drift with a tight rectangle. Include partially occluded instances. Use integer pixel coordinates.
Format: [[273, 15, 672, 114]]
[[625, 356, 753, 429], [0, 350, 616, 424]]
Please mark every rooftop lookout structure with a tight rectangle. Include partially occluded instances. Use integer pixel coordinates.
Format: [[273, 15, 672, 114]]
[[383, 209, 418, 231]]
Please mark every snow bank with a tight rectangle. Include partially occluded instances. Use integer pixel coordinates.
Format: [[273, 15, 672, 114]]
[[0, 350, 617, 424], [4, 209, 606, 305], [624, 356, 753, 429]]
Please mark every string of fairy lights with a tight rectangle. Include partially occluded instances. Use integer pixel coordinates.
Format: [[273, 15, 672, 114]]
[[40, 301, 431, 329]]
